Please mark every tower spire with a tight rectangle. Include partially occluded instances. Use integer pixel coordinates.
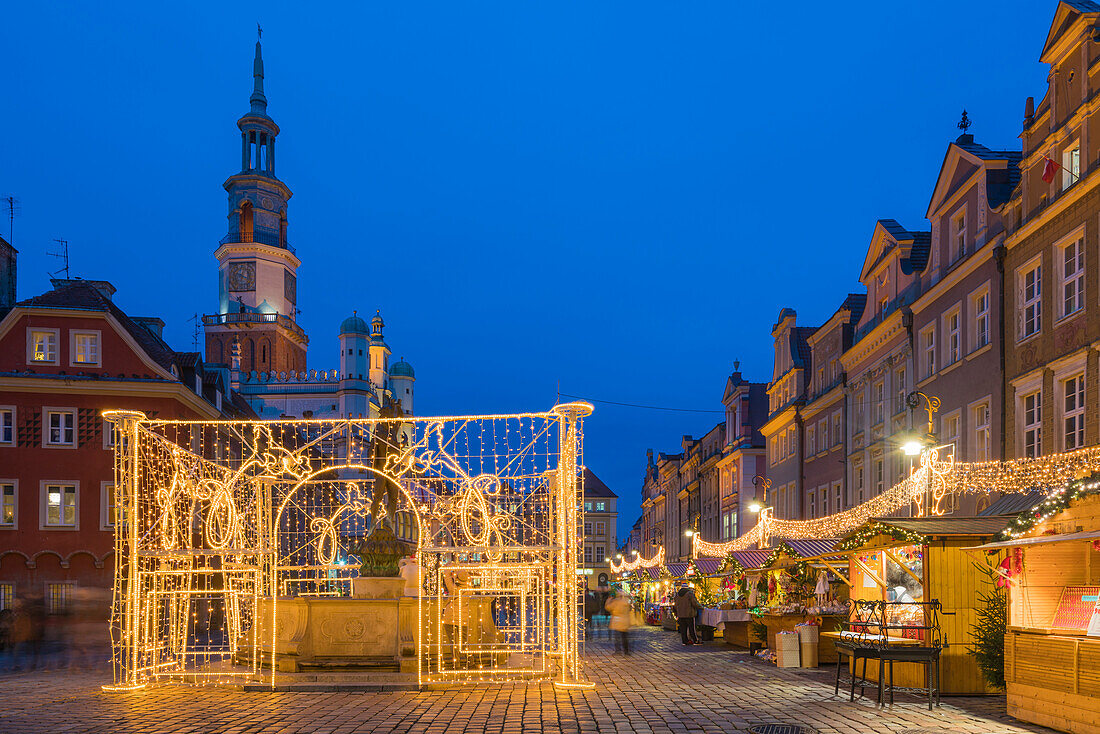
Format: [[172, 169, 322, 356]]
[[250, 27, 267, 116]]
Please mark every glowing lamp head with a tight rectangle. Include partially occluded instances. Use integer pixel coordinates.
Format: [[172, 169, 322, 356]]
[[902, 440, 924, 456], [684, 529, 694, 537], [748, 501, 763, 513]]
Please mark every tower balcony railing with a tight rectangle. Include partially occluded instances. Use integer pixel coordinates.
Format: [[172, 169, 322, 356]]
[[219, 227, 294, 254], [203, 311, 307, 340]]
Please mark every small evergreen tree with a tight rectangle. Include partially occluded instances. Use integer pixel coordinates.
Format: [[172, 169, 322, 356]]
[[968, 557, 1007, 689]]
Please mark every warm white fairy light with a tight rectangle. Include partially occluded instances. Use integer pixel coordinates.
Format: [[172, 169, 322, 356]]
[[102, 404, 594, 691], [693, 446, 1100, 557], [610, 546, 665, 573]]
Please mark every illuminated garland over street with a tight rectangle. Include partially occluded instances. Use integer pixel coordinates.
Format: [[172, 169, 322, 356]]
[[836, 522, 926, 551], [609, 545, 664, 573], [693, 448, 1100, 557]]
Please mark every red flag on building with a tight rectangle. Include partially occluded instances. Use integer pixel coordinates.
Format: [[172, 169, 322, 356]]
[[1042, 156, 1058, 183]]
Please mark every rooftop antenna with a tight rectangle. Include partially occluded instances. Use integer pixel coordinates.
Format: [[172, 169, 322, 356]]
[[2, 196, 19, 244], [48, 238, 70, 279], [189, 313, 202, 351]]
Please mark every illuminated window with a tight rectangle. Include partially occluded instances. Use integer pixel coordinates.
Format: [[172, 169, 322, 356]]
[[47, 582, 74, 615], [45, 410, 76, 447], [1022, 391, 1041, 458], [1019, 260, 1042, 340], [1063, 141, 1080, 190], [72, 331, 100, 365], [595, 521, 605, 537], [1063, 375, 1085, 451], [0, 407, 13, 444], [1058, 236, 1085, 319], [0, 583, 12, 611], [28, 329, 58, 363], [0, 484, 14, 526], [595, 501, 605, 511], [101, 482, 123, 529], [44, 484, 76, 527], [583, 501, 592, 512]]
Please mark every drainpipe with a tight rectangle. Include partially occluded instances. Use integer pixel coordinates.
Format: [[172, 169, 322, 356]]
[[995, 244, 1007, 460]]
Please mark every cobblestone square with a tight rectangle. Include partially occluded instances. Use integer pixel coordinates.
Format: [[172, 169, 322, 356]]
[[0, 627, 1055, 734]]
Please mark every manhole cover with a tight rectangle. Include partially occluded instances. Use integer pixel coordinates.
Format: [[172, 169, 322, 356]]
[[746, 726, 816, 734]]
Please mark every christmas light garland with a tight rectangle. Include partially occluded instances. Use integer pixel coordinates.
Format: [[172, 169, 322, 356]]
[[837, 522, 926, 551], [996, 473, 1100, 540]]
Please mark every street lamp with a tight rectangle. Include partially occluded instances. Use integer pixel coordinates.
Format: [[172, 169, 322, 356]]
[[748, 475, 771, 513], [903, 390, 940, 516]]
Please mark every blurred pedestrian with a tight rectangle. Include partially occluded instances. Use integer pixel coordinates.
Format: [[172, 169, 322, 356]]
[[584, 591, 599, 640], [675, 583, 702, 645], [605, 590, 633, 655], [11, 594, 45, 670]]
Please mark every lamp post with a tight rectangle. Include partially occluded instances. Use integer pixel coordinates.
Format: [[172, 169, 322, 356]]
[[748, 475, 772, 545], [903, 391, 940, 516]]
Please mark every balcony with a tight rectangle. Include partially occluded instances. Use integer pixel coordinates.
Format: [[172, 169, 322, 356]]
[[220, 227, 294, 254], [203, 311, 307, 341]]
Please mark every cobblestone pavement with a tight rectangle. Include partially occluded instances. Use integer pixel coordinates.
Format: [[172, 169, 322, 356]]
[[0, 626, 1056, 734]]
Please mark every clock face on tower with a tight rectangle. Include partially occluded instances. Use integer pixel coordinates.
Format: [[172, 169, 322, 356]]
[[228, 262, 256, 292]]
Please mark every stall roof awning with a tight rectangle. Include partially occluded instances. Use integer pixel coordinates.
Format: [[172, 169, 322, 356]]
[[730, 549, 770, 570], [666, 562, 688, 578], [963, 530, 1100, 552], [786, 539, 841, 557], [694, 558, 721, 575], [864, 516, 1011, 537]]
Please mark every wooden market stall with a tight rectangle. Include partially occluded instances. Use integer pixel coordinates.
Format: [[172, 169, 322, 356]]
[[830, 516, 1011, 695], [968, 485, 1100, 734]]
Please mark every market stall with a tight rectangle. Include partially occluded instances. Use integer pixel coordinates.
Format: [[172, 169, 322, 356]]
[[967, 478, 1100, 734], [833, 516, 1010, 695]]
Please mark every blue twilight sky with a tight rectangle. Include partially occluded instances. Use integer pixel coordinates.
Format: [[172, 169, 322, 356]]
[[2, 2, 1055, 533]]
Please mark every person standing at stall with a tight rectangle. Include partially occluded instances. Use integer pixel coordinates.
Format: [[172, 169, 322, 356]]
[[675, 583, 702, 645], [605, 590, 633, 655]]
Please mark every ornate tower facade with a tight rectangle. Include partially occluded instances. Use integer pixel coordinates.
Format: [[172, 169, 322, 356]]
[[368, 311, 390, 390], [204, 38, 308, 374]]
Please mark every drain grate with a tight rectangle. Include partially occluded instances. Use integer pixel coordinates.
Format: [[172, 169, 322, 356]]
[[746, 726, 817, 734]]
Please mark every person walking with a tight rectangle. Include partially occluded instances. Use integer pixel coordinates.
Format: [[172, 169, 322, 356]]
[[605, 590, 633, 655], [674, 583, 702, 645]]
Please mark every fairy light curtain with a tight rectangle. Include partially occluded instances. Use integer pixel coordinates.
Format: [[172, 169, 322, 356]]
[[104, 404, 593, 690]]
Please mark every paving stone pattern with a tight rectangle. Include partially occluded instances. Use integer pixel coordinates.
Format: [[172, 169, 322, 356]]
[[0, 626, 1057, 733]]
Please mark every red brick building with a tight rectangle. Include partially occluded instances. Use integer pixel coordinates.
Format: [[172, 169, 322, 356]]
[[0, 277, 252, 613]]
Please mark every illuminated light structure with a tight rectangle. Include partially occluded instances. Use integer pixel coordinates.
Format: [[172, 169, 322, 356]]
[[693, 445, 1100, 557], [103, 403, 594, 690], [608, 546, 664, 574]]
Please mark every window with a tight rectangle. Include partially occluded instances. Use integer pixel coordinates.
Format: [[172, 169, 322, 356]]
[[952, 208, 967, 262], [1019, 260, 1042, 339], [809, 492, 816, 519], [818, 419, 828, 451], [806, 426, 816, 455], [595, 501, 606, 511], [722, 512, 730, 540], [44, 409, 76, 447], [594, 546, 605, 563], [583, 502, 592, 512], [71, 330, 100, 365], [872, 381, 884, 424], [0, 583, 11, 611], [1063, 140, 1080, 190], [43, 484, 77, 527], [0, 483, 14, 526], [0, 407, 12, 445], [595, 521, 605, 537], [47, 582, 74, 615], [874, 459, 884, 495], [1063, 374, 1085, 450], [103, 419, 127, 451], [942, 411, 960, 453], [894, 368, 906, 414], [920, 326, 936, 378], [856, 465, 865, 502], [101, 482, 121, 529], [583, 521, 592, 536], [972, 288, 990, 350], [972, 402, 990, 461], [833, 481, 843, 513], [879, 296, 889, 319], [1023, 391, 1042, 458], [583, 545, 593, 564], [1058, 236, 1085, 319], [945, 309, 961, 365], [832, 413, 842, 447], [787, 426, 797, 458], [28, 329, 59, 364], [779, 433, 786, 461]]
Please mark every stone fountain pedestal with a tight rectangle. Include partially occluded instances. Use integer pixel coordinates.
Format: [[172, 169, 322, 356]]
[[256, 579, 417, 674]]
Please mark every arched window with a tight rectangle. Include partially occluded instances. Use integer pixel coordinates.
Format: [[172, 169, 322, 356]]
[[239, 201, 254, 241], [261, 342, 268, 367]]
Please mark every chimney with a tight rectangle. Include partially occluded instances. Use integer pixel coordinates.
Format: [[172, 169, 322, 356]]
[[0, 237, 15, 309], [132, 316, 166, 339], [1024, 96, 1035, 128], [50, 277, 117, 301]]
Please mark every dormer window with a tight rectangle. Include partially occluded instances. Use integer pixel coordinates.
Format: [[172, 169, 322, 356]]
[[879, 297, 889, 319], [951, 208, 966, 262]]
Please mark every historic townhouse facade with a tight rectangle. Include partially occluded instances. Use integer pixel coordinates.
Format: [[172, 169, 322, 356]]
[[914, 134, 1017, 502], [1002, 2, 1100, 461], [716, 367, 768, 543], [803, 294, 864, 518], [760, 309, 816, 519], [843, 220, 928, 510], [695, 423, 725, 546]]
